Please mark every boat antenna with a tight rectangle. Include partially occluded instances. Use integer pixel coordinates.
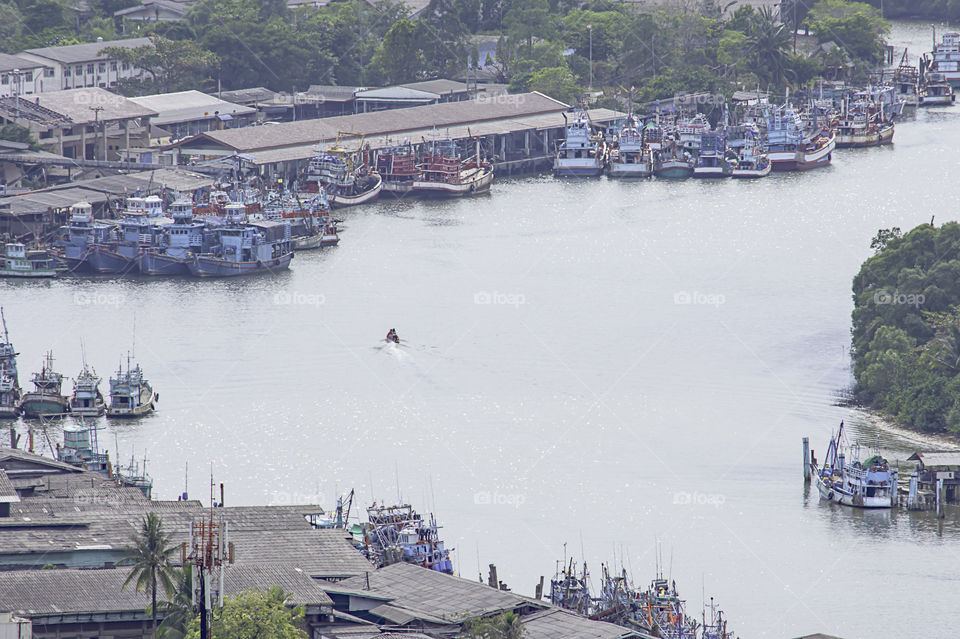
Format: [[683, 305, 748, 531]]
[[394, 461, 400, 504]]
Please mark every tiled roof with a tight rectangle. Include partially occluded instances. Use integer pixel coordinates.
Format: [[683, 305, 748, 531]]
[[331, 563, 541, 623], [223, 563, 333, 607], [521, 608, 646, 639], [907, 451, 960, 469], [0, 469, 19, 503], [22, 38, 153, 64], [0, 54, 45, 73], [129, 90, 255, 126]]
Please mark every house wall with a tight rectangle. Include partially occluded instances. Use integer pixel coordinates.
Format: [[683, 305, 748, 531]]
[[15, 53, 144, 93], [0, 67, 46, 98]]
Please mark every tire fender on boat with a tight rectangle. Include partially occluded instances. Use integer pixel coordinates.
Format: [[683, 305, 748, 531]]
[[827, 490, 834, 501]]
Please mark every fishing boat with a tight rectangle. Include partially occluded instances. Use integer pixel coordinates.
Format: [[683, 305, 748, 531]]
[[653, 139, 695, 179], [138, 199, 207, 275], [919, 72, 956, 106], [693, 130, 732, 178], [549, 558, 592, 614], [893, 51, 920, 109], [361, 502, 454, 574], [304, 138, 382, 206], [811, 421, 897, 508], [924, 30, 960, 87], [553, 109, 606, 177], [731, 125, 770, 178], [701, 598, 735, 639], [833, 95, 895, 148], [0, 309, 20, 418], [70, 358, 106, 417], [53, 202, 111, 273], [677, 113, 710, 151], [412, 138, 494, 196], [116, 454, 153, 498], [608, 115, 652, 178], [187, 202, 293, 277], [765, 106, 835, 171], [376, 142, 420, 196], [56, 423, 111, 476], [642, 575, 699, 639], [20, 351, 69, 417], [88, 196, 170, 274], [0, 243, 59, 278], [262, 190, 334, 251], [106, 354, 156, 418]]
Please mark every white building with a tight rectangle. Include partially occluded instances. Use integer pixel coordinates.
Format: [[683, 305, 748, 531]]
[[16, 37, 153, 93], [0, 54, 47, 98], [128, 90, 257, 139]]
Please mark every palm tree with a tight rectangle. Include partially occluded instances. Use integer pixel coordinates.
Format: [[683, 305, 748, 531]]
[[747, 7, 793, 87], [122, 513, 179, 639], [156, 564, 196, 639]]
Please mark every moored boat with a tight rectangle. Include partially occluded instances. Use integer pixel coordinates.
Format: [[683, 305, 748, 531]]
[[0, 243, 59, 278], [412, 138, 494, 196], [187, 202, 293, 277], [693, 130, 733, 178], [653, 137, 695, 179], [731, 125, 770, 178], [607, 115, 652, 178], [20, 351, 69, 417], [305, 138, 382, 206], [87, 195, 170, 274], [811, 421, 897, 508], [553, 109, 606, 177], [376, 142, 420, 196], [0, 309, 21, 418], [919, 72, 956, 106], [70, 359, 106, 417], [766, 106, 835, 171], [924, 30, 960, 87], [361, 502, 454, 574], [52, 202, 111, 273], [107, 355, 156, 418], [138, 199, 206, 275]]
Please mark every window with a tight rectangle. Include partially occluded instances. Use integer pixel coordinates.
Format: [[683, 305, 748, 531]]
[[23, 71, 32, 82], [98, 63, 106, 73], [75, 65, 83, 74], [44, 68, 54, 77], [110, 62, 117, 71], [98, 82, 106, 88], [64, 68, 71, 77], [122, 62, 129, 71], [86, 64, 94, 73], [0, 75, 6, 85]]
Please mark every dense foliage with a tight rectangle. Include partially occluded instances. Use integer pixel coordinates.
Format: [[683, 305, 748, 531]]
[[183, 587, 306, 639], [852, 223, 960, 432], [0, 0, 890, 103]]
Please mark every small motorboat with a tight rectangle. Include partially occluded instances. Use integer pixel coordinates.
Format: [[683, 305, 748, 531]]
[[386, 329, 400, 344]]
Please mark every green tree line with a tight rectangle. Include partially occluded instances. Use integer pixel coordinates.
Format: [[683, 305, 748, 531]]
[[852, 223, 960, 433], [0, 0, 889, 104]]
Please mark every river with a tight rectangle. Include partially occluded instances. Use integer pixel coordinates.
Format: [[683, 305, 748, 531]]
[[3, 19, 959, 639]]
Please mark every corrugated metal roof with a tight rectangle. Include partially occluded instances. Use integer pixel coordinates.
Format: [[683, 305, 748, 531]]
[[521, 608, 648, 639], [198, 91, 569, 153], [22, 38, 153, 65], [907, 451, 960, 469], [31, 88, 157, 124], [243, 108, 622, 166], [0, 54, 45, 72], [0, 469, 19, 503], [129, 90, 254, 126], [356, 87, 439, 101], [400, 79, 472, 95]]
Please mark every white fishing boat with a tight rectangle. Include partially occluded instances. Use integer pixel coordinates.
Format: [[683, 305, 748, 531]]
[[811, 421, 897, 509], [107, 354, 157, 418], [731, 124, 770, 178], [766, 106, 835, 171], [919, 72, 956, 106], [924, 30, 960, 87], [608, 115, 652, 177], [0, 243, 59, 278], [70, 358, 106, 418], [553, 109, 606, 177]]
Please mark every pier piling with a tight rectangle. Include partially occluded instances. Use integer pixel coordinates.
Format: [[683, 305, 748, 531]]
[[802, 437, 810, 482]]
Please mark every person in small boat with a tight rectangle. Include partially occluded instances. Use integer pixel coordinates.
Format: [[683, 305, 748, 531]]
[[386, 328, 399, 343]]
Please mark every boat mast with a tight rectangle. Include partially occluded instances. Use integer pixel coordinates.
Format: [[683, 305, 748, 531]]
[[0, 307, 8, 345]]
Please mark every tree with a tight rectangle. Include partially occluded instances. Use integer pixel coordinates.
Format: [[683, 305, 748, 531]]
[[156, 565, 196, 639], [102, 34, 219, 95], [373, 18, 425, 84], [870, 227, 902, 253], [122, 513, 179, 639], [527, 65, 580, 103], [184, 587, 306, 639], [0, 1, 24, 53], [463, 611, 526, 639], [746, 6, 792, 86], [504, 0, 553, 56], [805, 0, 889, 64]]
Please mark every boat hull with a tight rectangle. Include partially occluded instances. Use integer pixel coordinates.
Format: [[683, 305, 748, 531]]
[[731, 164, 772, 179], [292, 234, 324, 251], [138, 252, 190, 276], [87, 246, 136, 274], [70, 403, 105, 418], [768, 135, 835, 172], [654, 161, 694, 179], [608, 163, 652, 178], [835, 126, 895, 148], [188, 253, 294, 277], [107, 395, 156, 418], [919, 95, 955, 106], [811, 463, 894, 509], [692, 165, 731, 179], [20, 393, 70, 417], [412, 166, 494, 197], [0, 404, 20, 418], [330, 174, 383, 207]]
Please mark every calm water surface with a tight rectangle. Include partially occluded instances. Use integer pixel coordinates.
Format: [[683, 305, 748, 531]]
[[4, 21, 960, 638]]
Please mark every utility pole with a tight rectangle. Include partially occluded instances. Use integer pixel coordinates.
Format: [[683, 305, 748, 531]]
[[90, 106, 104, 160], [588, 24, 593, 93]]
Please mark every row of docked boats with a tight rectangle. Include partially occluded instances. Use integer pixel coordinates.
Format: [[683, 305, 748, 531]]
[[549, 558, 736, 638], [302, 135, 494, 203], [0, 309, 157, 419]]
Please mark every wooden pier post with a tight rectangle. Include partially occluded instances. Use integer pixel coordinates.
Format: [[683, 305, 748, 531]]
[[488, 564, 498, 589], [908, 473, 919, 510], [802, 437, 810, 482], [937, 478, 946, 519]]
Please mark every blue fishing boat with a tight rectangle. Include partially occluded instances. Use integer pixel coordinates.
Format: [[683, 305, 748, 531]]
[[187, 202, 293, 277], [362, 502, 454, 574], [138, 199, 206, 275], [87, 195, 169, 274], [693, 130, 733, 178], [811, 421, 898, 508], [57, 423, 111, 477], [553, 109, 606, 177], [0, 309, 20, 419], [54, 202, 111, 273], [20, 351, 69, 417]]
